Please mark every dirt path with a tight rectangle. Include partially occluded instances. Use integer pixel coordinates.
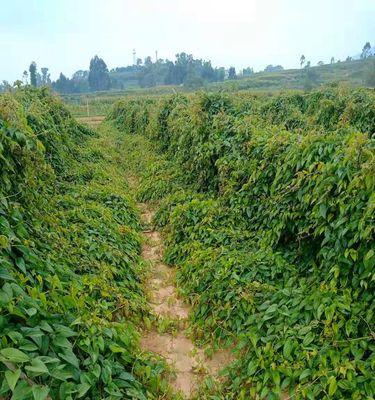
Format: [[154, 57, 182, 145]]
[[137, 203, 233, 398], [76, 115, 105, 128]]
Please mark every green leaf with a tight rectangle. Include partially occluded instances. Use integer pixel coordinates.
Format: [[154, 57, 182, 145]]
[[0, 348, 30, 363], [25, 308, 37, 317], [364, 249, 374, 269], [299, 369, 311, 381], [32, 385, 50, 400], [319, 203, 327, 218], [25, 358, 49, 375], [15, 258, 26, 274], [283, 339, 293, 360], [77, 382, 91, 398], [5, 369, 21, 391], [53, 335, 72, 349], [328, 377, 337, 396], [260, 386, 269, 399], [118, 371, 135, 382], [109, 344, 126, 353], [303, 332, 315, 346], [247, 360, 258, 376], [58, 350, 79, 369], [11, 380, 32, 400], [19, 341, 39, 352], [0, 267, 15, 281]]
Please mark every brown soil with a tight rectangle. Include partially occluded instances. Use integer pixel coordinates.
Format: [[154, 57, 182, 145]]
[[76, 115, 105, 127], [139, 205, 234, 398]]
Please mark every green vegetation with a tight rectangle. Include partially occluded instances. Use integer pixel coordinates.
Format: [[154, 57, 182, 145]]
[[108, 86, 375, 399], [209, 58, 375, 92], [61, 57, 375, 119], [0, 88, 171, 399], [1, 82, 374, 399]]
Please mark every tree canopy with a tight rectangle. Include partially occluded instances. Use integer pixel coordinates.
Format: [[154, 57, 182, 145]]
[[88, 55, 110, 91]]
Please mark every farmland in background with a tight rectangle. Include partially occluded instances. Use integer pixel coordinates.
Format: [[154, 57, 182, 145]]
[[63, 57, 374, 118]]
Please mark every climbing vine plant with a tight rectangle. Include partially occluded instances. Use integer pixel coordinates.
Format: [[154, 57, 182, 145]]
[[0, 88, 169, 400], [109, 86, 375, 399]]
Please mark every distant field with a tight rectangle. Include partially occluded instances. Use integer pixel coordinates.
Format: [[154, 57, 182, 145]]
[[63, 86, 182, 116], [76, 115, 105, 127], [210, 58, 373, 92], [63, 58, 374, 117]]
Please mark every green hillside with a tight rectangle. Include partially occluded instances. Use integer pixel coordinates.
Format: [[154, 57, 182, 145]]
[[212, 58, 374, 92]]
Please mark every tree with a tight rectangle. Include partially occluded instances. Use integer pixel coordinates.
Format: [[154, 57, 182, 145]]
[[22, 70, 29, 84], [14, 80, 23, 88], [184, 73, 204, 88], [52, 73, 74, 93], [0, 80, 11, 93], [174, 53, 192, 84], [305, 61, 311, 68], [264, 65, 284, 72], [71, 70, 89, 92], [300, 55, 306, 68], [243, 67, 254, 77], [228, 67, 236, 80], [88, 55, 110, 91], [29, 62, 37, 87], [361, 42, 371, 59], [201, 61, 216, 82], [330, 57, 335, 64], [144, 56, 152, 67], [317, 61, 324, 66], [41, 68, 51, 85]]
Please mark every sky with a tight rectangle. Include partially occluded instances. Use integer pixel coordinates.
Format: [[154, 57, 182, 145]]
[[1, 0, 374, 82]]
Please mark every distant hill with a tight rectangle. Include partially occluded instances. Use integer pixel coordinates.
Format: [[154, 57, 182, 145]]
[[209, 57, 375, 92]]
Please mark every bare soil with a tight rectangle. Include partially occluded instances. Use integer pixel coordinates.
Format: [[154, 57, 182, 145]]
[[76, 115, 105, 127], [139, 205, 234, 398]]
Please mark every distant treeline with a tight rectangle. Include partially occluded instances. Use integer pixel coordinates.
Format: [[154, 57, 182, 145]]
[[7, 53, 248, 94], [0, 42, 373, 94], [54, 53, 242, 93]]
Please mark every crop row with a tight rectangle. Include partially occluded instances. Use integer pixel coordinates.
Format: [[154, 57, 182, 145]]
[[109, 86, 375, 399]]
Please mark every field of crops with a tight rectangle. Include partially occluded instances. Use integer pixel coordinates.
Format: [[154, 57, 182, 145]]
[[108, 86, 375, 399], [0, 88, 172, 399], [0, 85, 374, 399]]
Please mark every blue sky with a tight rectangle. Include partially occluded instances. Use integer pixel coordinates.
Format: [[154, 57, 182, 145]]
[[1, 0, 374, 82]]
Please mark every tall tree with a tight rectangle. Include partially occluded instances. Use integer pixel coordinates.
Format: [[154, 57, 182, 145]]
[[242, 67, 254, 76], [300, 55, 306, 68], [88, 55, 110, 91], [361, 42, 371, 59], [228, 67, 236, 80], [52, 73, 74, 93], [41, 68, 51, 85], [29, 62, 37, 87]]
